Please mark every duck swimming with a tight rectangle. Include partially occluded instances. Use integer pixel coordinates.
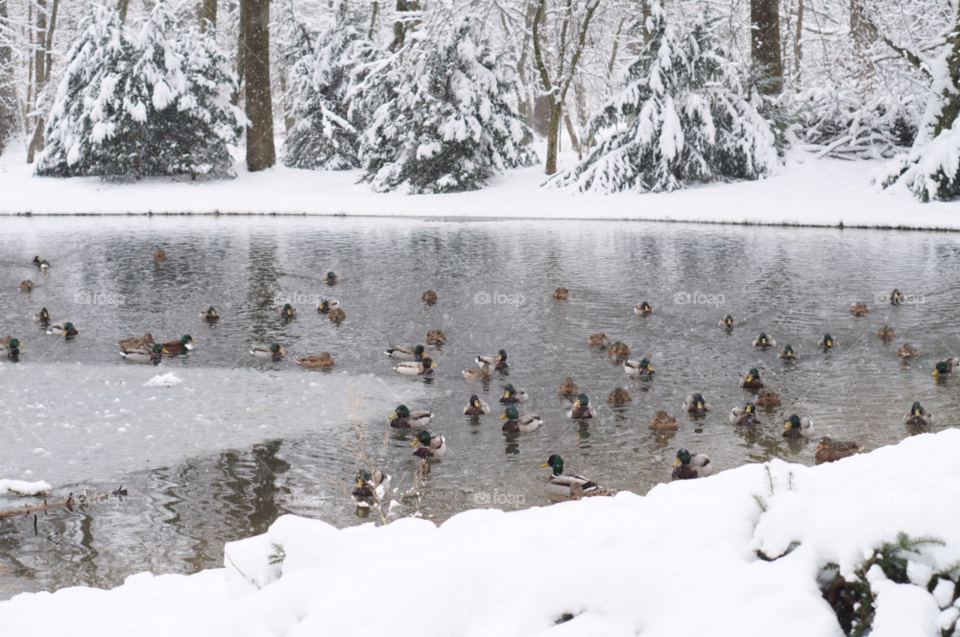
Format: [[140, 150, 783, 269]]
[[682, 393, 710, 413], [464, 395, 491, 415], [410, 430, 446, 458], [0, 338, 22, 361], [649, 410, 679, 431], [624, 358, 654, 376], [568, 394, 597, 419], [389, 405, 433, 429], [739, 368, 765, 389], [719, 315, 735, 328], [296, 352, 335, 368], [352, 469, 391, 500], [782, 415, 813, 438], [499, 384, 529, 404], [753, 332, 776, 348], [778, 345, 798, 361], [200, 307, 220, 322], [476, 350, 508, 371], [323, 272, 339, 285], [933, 358, 959, 375], [902, 401, 934, 426], [251, 343, 283, 361], [394, 357, 436, 376], [120, 343, 163, 365], [161, 335, 196, 355], [815, 437, 862, 463], [33, 308, 50, 325], [540, 455, 605, 498], [729, 402, 761, 426], [499, 406, 543, 433], [672, 449, 712, 480], [385, 344, 425, 361], [48, 322, 78, 337], [634, 301, 653, 316]]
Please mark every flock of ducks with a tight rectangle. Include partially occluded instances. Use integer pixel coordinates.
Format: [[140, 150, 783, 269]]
[[9, 256, 944, 503]]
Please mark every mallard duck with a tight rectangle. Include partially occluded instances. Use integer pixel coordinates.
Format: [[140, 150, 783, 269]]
[[421, 290, 438, 303], [876, 325, 896, 339], [251, 343, 283, 361], [634, 301, 653, 316], [410, 430, 446, 458], [540, 455, 604, 497], [568, 393, 597, 419], [729, 402, 761, 426], [464, 394, 491, 415], [557, 377, 578, 395], [328, 307, 346, 323], [32, 256, 49, 269], [153, 248, 166, 261], [322, 271, 339, 285], [933, 358, 959, 375], [462, 363, 492, 380], [425, 330, 446, 344], [778, 344, 798, 361], [570, 482, 617, 499], [587, 332, 609, 346], [499, 384, 529, 403], [476, 350, 508, 371], [608, 341, 631, 356], [815, 437, 862, 463], [739, 368, 765, 389], [624, 358, 654, 376], [782, 414, 813, 438], [19, 280, 33, 292], [280, 303, 297, 320], [719, 315, 735, 328], [850, 302, 869, 316], [682, 393, 710, 413], [352, 470, 390, 499], [753, 332, 776, 348], [903, 401, 934, 426], [47, 322, 77, 337], [898, 343, 918, 358], [395, 357, 436, 376], [317, 299, 340, 314], [390, 405, 433, 429], [755, 389, 782, 407], [672, 448, 712, 480], [0, 337, 22, 360], [200, 307, 220, 322], [352, 469, 391, 499], [296, 352, 335, 368], [385, 344, 425, 360], [33, 308, 51, 324], [818, 334, 837, 349], [553, 287, 569, 300], [500, 406, 543, 433], [649, 410, 679, 431], [607, 387, 632, 404], [161, 335, 196, 355], [120, 343, 163, 365], [890, 289, 902, 306], [118, 333, 154, 350]]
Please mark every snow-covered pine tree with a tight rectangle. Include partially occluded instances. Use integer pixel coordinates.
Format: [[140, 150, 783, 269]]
[[354, 16, 537, 194], [281, 1, 375, 170], [37, 3, 242, 180], [877, 8, 960, 202], [551, 2, 777, 193]]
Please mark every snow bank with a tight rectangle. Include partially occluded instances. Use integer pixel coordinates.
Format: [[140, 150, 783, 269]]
[[0, 479, 51, 496], [142, 373, 183, 387], [3, 430, 960, 637]]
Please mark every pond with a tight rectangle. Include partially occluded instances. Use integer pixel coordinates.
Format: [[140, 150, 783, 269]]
[[0, 216, 957, 598]]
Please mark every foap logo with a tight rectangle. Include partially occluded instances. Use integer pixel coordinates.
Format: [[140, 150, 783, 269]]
[[673, 291, 725, 308], [273, 290, 325, 306], [874, 291, 925, 305], [274, 490, 322, 508], [74, 291, 125, 307], [473, 490, 525, 508], [474, 291, 526, 307]]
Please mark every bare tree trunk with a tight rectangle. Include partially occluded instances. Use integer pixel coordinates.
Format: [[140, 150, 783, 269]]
[[794, 0, 803, 82], [232, 0, 246, 105], [849, 0, 877, 49], [933, 12, 960, 138], [368, 1, 378, 40], [118, 0, 130, 23], [0, 0, 17, 154], [242, 0, 275, 171], [750, 0, 783, 94], [201, 0, 217, 31], [390, 0, 420, 51], [27, 0, 48, 163]]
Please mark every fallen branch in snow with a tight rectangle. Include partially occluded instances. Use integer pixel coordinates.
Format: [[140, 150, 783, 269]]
[[0, 486, 128, 519]]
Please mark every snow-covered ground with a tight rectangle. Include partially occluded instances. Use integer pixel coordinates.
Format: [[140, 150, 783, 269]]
[[2, 429, 958, 637], [1, 149, 957, 229]]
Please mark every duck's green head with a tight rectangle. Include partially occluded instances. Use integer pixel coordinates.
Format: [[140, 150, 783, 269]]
[[934, 362, 949, 376], [497, 349, 507, 361], [640, 301, 651, 312], [785, 414, 802, 430], [7, 338, 21, 349], [782, 344, 794, 356], [39, 308, 50, 319], [270, 343, 283, 354], [151, 343, 163, 353], [356, 469, 371, 488], [540, 454, 564, 476], [744, 401, 755, 414], [410, 430, 432, 447], [324, 272, 337, 281], [911, 401, 923, 416], [892, 289, 901, 302], [180, 335, 195, 344], [640, 358, 652, 371], [746, 368, 760, 382], [283, 303, 294, 315], [502, 383, 516, 398], [757, 332, 769, 345], [674, 448, 691, 467], [499, 406, 520, 421], [574, 393, 589, 408], [32, 256, 41, 264], [391, 405, 410, 419], [724, 315, 733, 326], [318, 299, 329, 311], [822, 334, 833, 348], [469, 394, 482, 408], [414, 344, 425, 358], [692, 393, 705, 409], [64, 322, 75, 331]]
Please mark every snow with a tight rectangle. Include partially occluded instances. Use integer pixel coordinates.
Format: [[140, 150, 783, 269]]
[[143, 373, 182, 387], [2, 429, 958, 637], [0, 479, 52, 496]]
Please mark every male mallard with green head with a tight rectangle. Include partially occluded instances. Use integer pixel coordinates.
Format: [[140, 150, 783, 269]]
[[32, 256, 49, 269], [161, 335, 196, 355], [251, 343, 283, 361], [352, 469, 391, 499], [389, 405, 433, 429], [500, 406, 543, 433], [476, 349, 508, 371], [464, 394, 491, 415], [719, 315, 735, 328], [48, 322, 78, 337], [200, 307, 220, 322], [903, 401, 934, 426], [672, 449, 712, 480], [280, 303, 297, 320], [0, 338, 22, 360], [753, 332, 776, 348], [540, 455, 604, 497], [317, 299, 340, 314], [568, 393, 597, 419], [778, 345, 798, 361], [121, 343, 163, 365], [499, 383, 529, 404], [818, 334, 837, 349], [634, 301, 653, 316], [395, 357, 436, 376], [890, 289, 902, 306], [815, 437, 862, 463], [33, 308, 51, 325], [729, 402, 761, 426], [410, 430, 446, 458], [782, 415, 813, 438], [624, 358, 654, 376], [682, 393, 710, 413], [385, 344, 425, 361], [933, 358, 959, 375], [739, 368, 765, 389], [323, 272, 339, 285]]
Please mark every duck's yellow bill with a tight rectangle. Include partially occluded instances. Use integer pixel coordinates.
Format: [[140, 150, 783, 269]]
[[672, 459, 680, 467], [410, 439, 420, 447], [539, 462, 550, 468], [356, 478, 364, 488], [279, 349, 285, 354], [430, 362, 437, 368], [932, 370, 939, 376], [389, 412, 398, 419], [572, 401, 581, 408], [498, 413, 507, 420]]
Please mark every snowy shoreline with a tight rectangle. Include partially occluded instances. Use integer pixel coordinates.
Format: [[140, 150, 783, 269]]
[[2, 150, 958, 232], [2, 429, 959, 637]]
